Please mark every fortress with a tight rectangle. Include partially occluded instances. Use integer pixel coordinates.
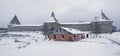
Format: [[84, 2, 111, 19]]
[[8, 11, 113, 34]]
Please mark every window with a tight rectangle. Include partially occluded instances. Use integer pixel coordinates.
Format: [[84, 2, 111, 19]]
[[56, 30, 58, 32], [62, 35, 64, 38], [59, 28, 61, 32], [56, 28, 62, 32], [74, 34, 76, 37], [54, 35, 56, 39], [86, 34, 89, 38], [61, 35, 64, 40], [63, 29, 65, 32]]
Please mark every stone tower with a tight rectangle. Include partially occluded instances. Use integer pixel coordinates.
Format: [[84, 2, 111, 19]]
[[91, 11, 113, 33], [8, 15, 21, 31], [10, 15, 21, 25], [91, 21, 113, 33], [43, 12, 60, 35]]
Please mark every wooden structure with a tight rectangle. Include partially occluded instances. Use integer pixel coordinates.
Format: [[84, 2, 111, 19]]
[[48, 27, 88, 41]]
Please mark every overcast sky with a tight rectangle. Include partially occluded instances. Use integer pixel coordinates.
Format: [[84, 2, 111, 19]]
[[0, 0, 120, 29]]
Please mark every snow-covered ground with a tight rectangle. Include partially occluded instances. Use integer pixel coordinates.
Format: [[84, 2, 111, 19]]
[[0, 32, 120, 56]]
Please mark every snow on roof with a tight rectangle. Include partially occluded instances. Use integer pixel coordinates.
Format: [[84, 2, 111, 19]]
[[60, 22, 91, 24], [61, 27, 85, 34], [97, 18, 112, 22], [44, 17, 56, 23], [12, 24, 43, 26]]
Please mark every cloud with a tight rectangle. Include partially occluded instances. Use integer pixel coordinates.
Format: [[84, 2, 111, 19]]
[[0, 0, 120, 28]]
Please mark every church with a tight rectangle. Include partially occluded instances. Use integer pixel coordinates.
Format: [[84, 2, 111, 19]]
[[8, 11, 113, 35]]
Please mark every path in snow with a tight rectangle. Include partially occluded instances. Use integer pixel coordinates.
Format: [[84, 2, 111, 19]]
[[107, 38, 120, 46]]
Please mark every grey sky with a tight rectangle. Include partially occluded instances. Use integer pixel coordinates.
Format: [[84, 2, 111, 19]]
[[0, 0, 120, 29]]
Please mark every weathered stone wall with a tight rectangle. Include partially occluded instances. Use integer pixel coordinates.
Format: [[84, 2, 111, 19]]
[[8, 25, 43, 31], [8, 21, 113, 33], [43, 22, 60, 34], [44, 21, 113, 33], [91, 21, 113, 33], [61, 24, 91, 31]]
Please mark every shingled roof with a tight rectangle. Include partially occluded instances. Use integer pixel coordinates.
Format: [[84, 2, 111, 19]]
[[10, 15, 21, 25]]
